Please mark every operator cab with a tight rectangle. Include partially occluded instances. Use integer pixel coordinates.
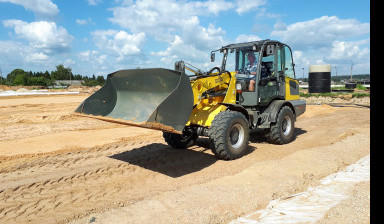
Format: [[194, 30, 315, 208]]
[[211, 39, 297, 107]]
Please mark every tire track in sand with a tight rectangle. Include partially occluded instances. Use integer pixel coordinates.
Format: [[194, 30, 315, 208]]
[[0, 137, 217, 224]]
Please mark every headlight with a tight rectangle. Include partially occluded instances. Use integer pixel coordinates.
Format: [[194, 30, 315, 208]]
[[236, 83, 242, 91]]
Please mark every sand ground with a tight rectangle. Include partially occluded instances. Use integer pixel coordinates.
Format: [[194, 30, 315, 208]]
[[0, 92, 370, 224]]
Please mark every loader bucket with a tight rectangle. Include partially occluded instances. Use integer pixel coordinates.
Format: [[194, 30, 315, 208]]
[[74, 68, 194, 134]]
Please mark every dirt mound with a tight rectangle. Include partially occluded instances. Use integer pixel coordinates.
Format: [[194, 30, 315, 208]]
[[67, 85, 102, 93], [0, 85, 11, 91], [16, 88, 29, 92], [304, 96, 370, 106]]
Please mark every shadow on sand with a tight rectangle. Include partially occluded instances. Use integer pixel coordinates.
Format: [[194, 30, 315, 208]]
[[110, 137, 256, 178]]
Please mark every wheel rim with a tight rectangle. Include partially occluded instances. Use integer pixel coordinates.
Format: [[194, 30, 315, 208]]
[[282, 115, 292, 136], [230, 123, 245, 149]]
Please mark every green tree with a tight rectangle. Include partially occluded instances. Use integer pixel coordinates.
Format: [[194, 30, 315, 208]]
[[51, 64, 73, 80], [28, 76, 46, 86], [74, 74, 83, 80], [83, 78, 99, 86], [7, 69, 27, 84], [96, 75, 105, 85], [13, 73, 28, 85], [43, 71, 50, 79]]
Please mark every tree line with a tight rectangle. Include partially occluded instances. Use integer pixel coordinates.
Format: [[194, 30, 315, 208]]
[[298, 74, 370, 83], [0, 64, 105, 87]]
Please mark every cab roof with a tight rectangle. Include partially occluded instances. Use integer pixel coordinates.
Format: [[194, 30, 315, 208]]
[[218, 39, 282, 52]]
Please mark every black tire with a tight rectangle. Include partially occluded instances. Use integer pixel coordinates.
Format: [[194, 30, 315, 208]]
[[208, 110, 250, 160], [163, 131, 197, 149], [266, 106, 295, 144]]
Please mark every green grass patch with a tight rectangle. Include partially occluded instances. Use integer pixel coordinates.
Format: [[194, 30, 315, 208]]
[[331, 86, 348, 91], [300, 92, 344, 98], [356, 84, 367, 91], [300, 91, 370, 98], [352, 92, 370, 98]]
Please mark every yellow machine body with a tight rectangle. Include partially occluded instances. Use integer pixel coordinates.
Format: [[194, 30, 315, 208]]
[[284, 77, 300, 101], [186, 72, 237, 127]]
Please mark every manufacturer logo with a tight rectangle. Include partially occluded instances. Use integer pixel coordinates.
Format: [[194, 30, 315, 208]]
[[215, 76, 223, 83]]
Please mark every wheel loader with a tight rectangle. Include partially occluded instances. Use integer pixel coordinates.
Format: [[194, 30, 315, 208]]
[[75, 39, 306, 160]]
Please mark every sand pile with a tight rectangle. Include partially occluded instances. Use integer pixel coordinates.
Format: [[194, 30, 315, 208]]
[[16, 88, 29, 92]]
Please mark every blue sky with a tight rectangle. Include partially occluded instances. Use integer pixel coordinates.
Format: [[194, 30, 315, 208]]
[[0, 0, 370, 78]]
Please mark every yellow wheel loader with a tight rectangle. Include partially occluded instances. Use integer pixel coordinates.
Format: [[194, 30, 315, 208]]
[[75, 39, 306, 160]]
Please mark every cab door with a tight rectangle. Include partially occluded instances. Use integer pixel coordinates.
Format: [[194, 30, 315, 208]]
[[257, 43, 284, 106], [279, 44, 300, 100]]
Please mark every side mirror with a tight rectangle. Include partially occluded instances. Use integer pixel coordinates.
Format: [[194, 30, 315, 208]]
[[265, 45, 275, 56], [210, 52, 215, 62], [174, 60, 185, 73]]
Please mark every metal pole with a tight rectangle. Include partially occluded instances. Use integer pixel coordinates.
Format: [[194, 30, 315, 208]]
[[302, 67, 304, 82], [334, 66, 337, 84], [0, 66, 2, 85]]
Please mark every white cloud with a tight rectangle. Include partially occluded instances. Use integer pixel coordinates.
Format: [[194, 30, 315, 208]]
[[235, 0, 266, 14], [87, 0, 102, 5], [256, 7, 280, 18], [79, 50, 107, 64], [271, 16, 370, 49], [194, 0, 234, 15], [91, 30, 146, 62], [62, 59, 76, 68], [76, 19, 88, 25], [0, 0, 59, 18], [151, 30, 226, 71], [76, 18, 93, 26], [77, 50, 126, 76], [235, 34, 262, 43], [3, 20, 73, 54], [182, 19, 226, 51], [108, 0, 233, 40], [151, 35, 206, 65], [108, 0, 229, 68], [0, 40, 30, 65], [0, 40, 57, 75], [292, 50, 311, 71], [328, 39, 370, 62], [270, 16, 370, 75], [273, 20, 287, 31], [325, 39, 370, 75], [290, 39, 370, 76], [26, 52, 49, 62], [150, 20, 227, 68]]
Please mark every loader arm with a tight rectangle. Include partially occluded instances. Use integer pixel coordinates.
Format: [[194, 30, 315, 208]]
[[186, 71, 237, 127]]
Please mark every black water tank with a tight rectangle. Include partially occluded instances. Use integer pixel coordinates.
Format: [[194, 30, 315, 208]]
[[308, 65, 331, 93], [345, 82, 357, 89]]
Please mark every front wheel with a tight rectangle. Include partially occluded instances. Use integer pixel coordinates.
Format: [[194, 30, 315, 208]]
[[266, 106, 295, 144], [163, 129, 197, 149], [208, 110, 250, 160]]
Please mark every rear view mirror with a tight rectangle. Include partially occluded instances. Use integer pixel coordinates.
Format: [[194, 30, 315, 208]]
[[211, 52, 215, 62]]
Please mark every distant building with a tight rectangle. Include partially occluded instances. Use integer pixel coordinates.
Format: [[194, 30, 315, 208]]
[[53, 80, 82, 86]]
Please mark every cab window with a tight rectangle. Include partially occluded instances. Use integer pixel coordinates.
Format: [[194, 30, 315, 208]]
[[282, 45, 295, 79]]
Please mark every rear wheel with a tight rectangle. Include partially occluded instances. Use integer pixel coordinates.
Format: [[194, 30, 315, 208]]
[[266, 106, 295, 144], [163, 129, 197, 149], [208, 110, 250, 160]]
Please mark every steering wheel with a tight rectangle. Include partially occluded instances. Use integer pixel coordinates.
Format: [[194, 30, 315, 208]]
[[207, 67, 220, 75]]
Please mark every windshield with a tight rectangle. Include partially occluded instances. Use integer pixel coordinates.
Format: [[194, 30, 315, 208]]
[[235, 50, 260, 75], [211, 49, 260, 74]]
